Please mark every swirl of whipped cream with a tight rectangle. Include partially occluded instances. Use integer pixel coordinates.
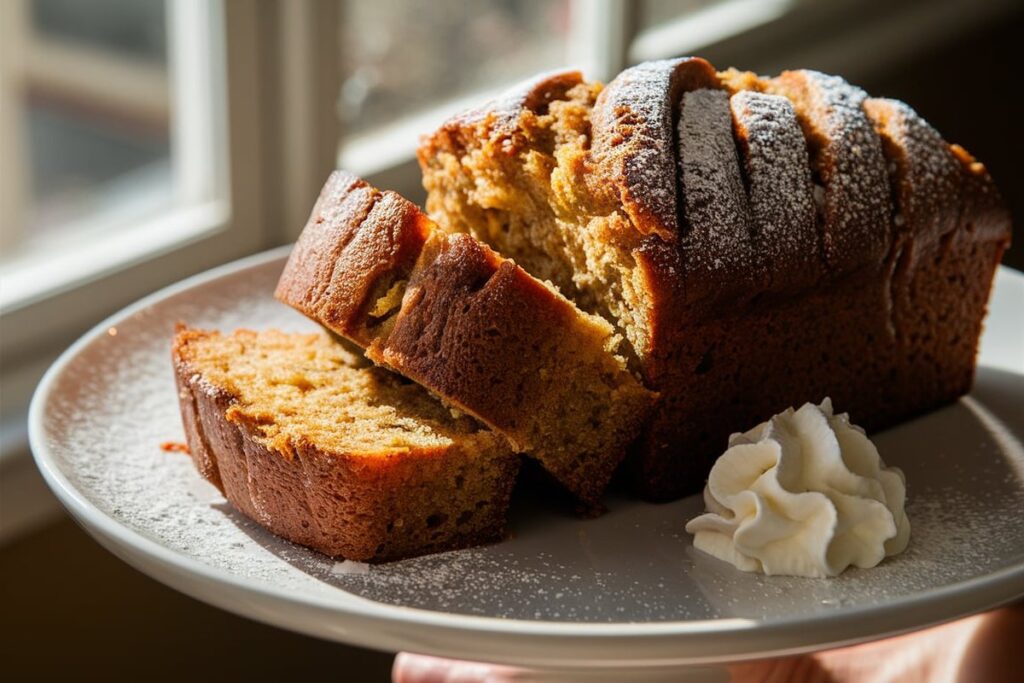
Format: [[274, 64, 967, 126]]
[[685, 399, 910, 577]]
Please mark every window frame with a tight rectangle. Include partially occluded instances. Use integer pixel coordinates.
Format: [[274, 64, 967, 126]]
[[0, 0, 336, 471], [1, 0, 238, 313]]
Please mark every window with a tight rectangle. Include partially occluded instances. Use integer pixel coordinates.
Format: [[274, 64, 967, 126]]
[[338, 0, 578, 181], [22, 0, 172, 238], [630, 0, 797, 64], [0, 0, 269, 525], [337, 0, 798, 181], [340, 0, 571, 135], [0, 0, 227, 310], [338, 0, 1008, 190], [637, 0, 725, 30]]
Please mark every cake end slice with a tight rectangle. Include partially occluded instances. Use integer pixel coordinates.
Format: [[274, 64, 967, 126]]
[[173, 326, 520, 562]]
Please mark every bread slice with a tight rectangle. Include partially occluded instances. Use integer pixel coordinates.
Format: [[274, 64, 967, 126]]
[[676, 86, 758, 304], [729, 89, 821, 292], [765, 70, 893, 274], [275, 172, 654, 505], [173, 326, 520, 562], [419, 60, 1011, 501]]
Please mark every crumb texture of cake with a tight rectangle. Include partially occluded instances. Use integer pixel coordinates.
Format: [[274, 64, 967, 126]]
[[418, 59, 1011, 501], [173, 326, 520, 562], [275, 172, 654, 504]]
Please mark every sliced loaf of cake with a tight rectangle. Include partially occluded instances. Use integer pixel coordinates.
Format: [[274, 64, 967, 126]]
[[419, 59, 1011, 501], [275, 172, 654, 505], [173, 326, 520, 561]]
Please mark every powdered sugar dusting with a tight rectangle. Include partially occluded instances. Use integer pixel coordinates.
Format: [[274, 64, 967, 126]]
[[863, 98, 961, 246], [730, 90, 821, 288], [36, 252, 1024, 624], [677, 88, 756, 289], [332, 560, 371, 576], [591, 59, 685, 239], [772, 70, 892, 273]]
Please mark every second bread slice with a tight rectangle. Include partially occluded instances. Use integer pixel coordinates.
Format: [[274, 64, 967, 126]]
[[276, 171, 654, 504]]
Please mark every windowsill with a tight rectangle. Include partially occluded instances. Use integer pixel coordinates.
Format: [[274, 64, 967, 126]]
[[1, 199, 230, 313], [629, 0, 796, 63]]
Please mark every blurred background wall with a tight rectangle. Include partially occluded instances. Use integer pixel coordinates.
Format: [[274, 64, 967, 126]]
[[2, 1, 1021, 680]]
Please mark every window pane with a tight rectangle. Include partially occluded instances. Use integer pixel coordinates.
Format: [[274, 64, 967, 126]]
[[27, 104, 171, 233], [340, 0, 571, 134], [638, 0, 724, 30], [31, 0, 166, 63], [14, 0, 172, 241]]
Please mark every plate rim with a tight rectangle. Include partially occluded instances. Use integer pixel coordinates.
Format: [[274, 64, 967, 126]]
[[28, 248, 1024, 664]]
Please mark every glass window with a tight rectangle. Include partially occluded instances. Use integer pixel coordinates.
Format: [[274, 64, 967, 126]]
[[31, 0, 167, 60], [26, 95, 172, 236], [4, 0, 173, 250], [339, 0, 571, 134]]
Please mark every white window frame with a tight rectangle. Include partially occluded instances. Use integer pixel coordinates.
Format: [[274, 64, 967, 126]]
[[2, 1, 236, 319], [1, 0, 340, 381], [0, 0, 339, 542]]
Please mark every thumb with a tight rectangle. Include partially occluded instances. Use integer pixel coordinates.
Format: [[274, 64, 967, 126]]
[[393, 653, 523, 683]]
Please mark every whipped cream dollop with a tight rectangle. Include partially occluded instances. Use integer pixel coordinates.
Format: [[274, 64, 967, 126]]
[[685, 399, 910, 577]]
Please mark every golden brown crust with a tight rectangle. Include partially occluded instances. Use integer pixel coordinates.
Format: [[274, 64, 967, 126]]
[[275, 172, 430, 347], [417, 69, 586, 183], [372, 234, 573, 432], [272, 172, 373, 315], [277, 173, 655, 505], [433, 69, 585, 141], [173, 328, 520, 562]]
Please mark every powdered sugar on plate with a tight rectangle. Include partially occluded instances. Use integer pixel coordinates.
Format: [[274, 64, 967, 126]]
[[332, 560, 371, 576]]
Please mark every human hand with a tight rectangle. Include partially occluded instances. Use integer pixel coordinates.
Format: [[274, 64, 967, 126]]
[[393, 603, 1023, 682]]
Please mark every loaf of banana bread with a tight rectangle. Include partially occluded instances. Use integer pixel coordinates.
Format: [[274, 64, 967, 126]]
[[173, 326, 520, 561], [419, 58, 1011, 501]]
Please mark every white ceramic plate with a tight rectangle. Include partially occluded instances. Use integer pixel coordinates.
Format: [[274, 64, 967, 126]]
[[30, 248, 1024, 674]]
